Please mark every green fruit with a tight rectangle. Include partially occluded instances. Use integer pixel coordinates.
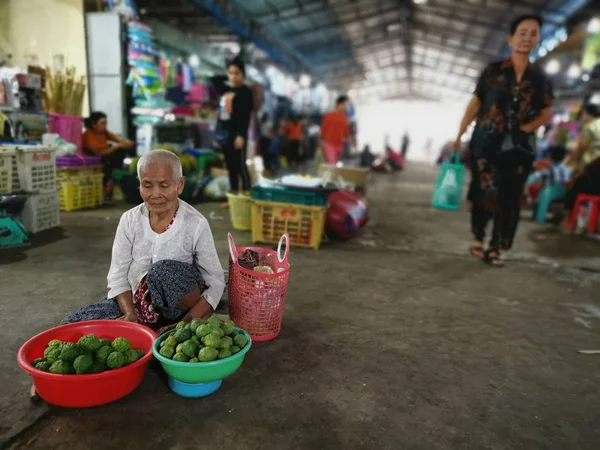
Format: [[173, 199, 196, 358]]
[[159, 345, 175, 359], [44, 347, 61, 364], [73, 355, 93, 374], [221, 320, 235, 336], [47, 339, 62, 348], [190, 336, 200, 345], [106, 352, 126, 369], [198, 347, 218, 362], [202, 332, 222, 349], [196, 324, 214, 338], [189, 357, 199, 363], [59, 342, 82, 362], [176, 344, 184, 353], [219, 336, 233, 349], [164, 336, 178, 348], [172, 353, 189, 362], [111, 337, 132, 353], [99, 338, 111, 347], [207, 315, 223, 328], [90, 362, 105, 373], [175, 321, 187, 330], [173, 328, 192, 343], [181, 340, 198, 358], [233, 334, 248, 349], [32, 358, 44, 366], [49, 360, 71, 374], [77, 334, 102, 353], [134, 349, 145, 359], [218, 348, 232, 359], [95, 346, 113, 365], [35, 360, 52, 372], [230, 346, 241, 355], [189, 318, 205, 333], [124, 349, 140, 364]]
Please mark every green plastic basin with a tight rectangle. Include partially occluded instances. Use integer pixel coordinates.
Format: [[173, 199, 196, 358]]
[[152, 327, 252, 384]]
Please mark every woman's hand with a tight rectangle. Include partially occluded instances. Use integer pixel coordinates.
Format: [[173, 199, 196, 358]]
[[117, 311, 138, 323], [234, 136, 245, 150], [121, 138, 134, 149]]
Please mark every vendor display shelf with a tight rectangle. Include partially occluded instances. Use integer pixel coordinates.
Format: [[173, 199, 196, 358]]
[[251, 200, 326, 250], [20, 190, 60, 234]]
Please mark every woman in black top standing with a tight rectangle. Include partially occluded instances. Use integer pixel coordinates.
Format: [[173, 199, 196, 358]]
[[217, 57, 253, 193], [453, 15, 553, 267]]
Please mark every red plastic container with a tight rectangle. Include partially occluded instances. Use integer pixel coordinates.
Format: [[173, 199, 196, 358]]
[[48, 113, 84, 155], [17, 320, 157, 408], [228, 233, 290, 341]]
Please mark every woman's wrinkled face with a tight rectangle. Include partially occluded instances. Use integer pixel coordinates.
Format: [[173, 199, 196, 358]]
[[228, 65, 244, 87], [94, 118, 108, 133], [139, 162, 184, 215], [508, 19, 540, 55]]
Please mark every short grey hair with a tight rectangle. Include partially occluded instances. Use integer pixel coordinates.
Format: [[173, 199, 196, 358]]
[[137, 149, 183, 181]]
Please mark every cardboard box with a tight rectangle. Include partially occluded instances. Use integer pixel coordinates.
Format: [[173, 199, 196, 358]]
[[318, 164, 369, 191]]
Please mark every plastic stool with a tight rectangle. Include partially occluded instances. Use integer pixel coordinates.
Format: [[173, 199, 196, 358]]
[[568, 194, 600, 233], [534, 184, 565, 223]]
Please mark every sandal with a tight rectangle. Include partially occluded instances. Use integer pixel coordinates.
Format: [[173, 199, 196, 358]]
[[469, 241, 485, 260], [484, 249, 504, 268]]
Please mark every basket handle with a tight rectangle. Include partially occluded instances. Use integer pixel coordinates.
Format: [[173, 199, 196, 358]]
[[228, 233, 238, 262], [277, 233, 290, 263]]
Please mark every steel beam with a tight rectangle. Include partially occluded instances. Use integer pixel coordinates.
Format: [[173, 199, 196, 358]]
[[279, 3, 405, 41]]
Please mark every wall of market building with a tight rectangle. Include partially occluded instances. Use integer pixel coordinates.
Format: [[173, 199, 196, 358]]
[[0, 0, 89, 114]]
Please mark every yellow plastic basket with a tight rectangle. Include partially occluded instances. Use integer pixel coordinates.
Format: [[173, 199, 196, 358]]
[[227, 193, 252, 231], [251, 200, 326, 250], [58, 173, 104, 212]]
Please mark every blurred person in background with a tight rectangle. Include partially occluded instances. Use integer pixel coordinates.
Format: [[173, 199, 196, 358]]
[[360, 144, 376, 168], [526, 145, 570, 207], [263, 126, 282, 176], [401, 132, 410, 158], [321, 95, 350, 164], [259, 112, 273, 169], [215, 56, 253, 196], [559, 103, 600, 231], [82, 111, 134, 200], [283, 115, 304, 170], [453, 15, 553, 267]]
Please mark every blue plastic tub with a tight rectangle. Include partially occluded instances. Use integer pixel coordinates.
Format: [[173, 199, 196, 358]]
[[168, 377, 222, 398]]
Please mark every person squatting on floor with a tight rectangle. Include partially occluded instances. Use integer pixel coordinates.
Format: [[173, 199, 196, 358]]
[[215, 56, 253, 193], [62, 150, 225, 334], [454, 15, 553, 267]]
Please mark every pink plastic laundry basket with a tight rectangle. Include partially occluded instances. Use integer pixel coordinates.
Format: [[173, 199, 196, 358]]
[[228, 233, 290, 341], [48, 113, 84, 154]]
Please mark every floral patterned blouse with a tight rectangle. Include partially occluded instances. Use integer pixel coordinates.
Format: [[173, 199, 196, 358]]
[[470, 58, 554, 159]]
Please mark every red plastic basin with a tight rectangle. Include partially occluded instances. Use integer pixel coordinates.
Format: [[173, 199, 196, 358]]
[[17, 320, 157, 408]]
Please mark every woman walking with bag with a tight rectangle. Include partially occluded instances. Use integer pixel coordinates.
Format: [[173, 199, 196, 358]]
[[453, 15, 553, 267]]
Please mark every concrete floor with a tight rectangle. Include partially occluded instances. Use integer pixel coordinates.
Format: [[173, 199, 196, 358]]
[[2, 164, 600, 449]]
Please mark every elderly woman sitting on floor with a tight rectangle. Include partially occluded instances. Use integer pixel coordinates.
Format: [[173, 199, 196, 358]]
[[63, 149, 225, 329]]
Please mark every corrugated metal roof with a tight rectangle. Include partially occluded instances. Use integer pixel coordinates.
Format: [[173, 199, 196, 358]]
[[139, 0, 592, 100]]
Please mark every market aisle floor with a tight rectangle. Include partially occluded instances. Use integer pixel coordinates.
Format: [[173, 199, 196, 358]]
[[2, 164, 600, 449]]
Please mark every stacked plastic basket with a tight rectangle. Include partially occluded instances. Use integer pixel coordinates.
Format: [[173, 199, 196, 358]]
[[1, 144, 61, 234], [56, 156, 104, 212], [249, 185, 328, 250]]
